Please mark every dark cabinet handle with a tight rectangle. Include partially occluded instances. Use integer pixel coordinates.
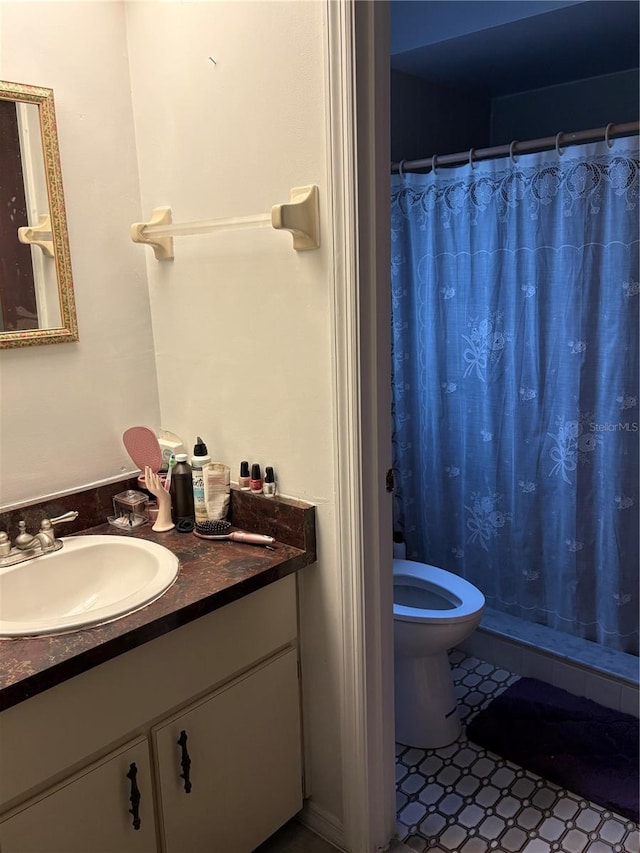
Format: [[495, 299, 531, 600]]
[[177, 730, 192, 793], [127, 762, 141, 830]]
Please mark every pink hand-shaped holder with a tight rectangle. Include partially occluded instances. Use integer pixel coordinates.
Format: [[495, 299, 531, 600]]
[[144, 466, 175, 532]]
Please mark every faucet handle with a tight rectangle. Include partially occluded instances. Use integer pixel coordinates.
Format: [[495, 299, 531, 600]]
[[0, 531, 11, 557], [48, 511, 79, 527], [39, 510, 79, 540]]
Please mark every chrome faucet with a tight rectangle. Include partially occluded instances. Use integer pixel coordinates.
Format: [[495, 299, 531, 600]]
[[0, 511, 79, 568]]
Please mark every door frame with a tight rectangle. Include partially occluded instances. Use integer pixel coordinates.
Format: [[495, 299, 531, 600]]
[[326, 2, 396, 850]]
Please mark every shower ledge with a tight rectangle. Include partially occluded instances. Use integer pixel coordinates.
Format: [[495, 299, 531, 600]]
[[478, 608, 639, 687]]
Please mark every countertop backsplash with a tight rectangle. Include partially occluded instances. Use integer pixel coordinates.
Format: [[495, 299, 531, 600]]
[[0, 480, 316, 552]]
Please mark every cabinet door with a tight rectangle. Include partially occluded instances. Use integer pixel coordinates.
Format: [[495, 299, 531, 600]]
[[0, 737, 157, 853], [153, 648, 302, 853]]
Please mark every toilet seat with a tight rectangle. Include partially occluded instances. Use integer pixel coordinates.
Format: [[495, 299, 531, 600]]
[[393, 558, 485, 624]]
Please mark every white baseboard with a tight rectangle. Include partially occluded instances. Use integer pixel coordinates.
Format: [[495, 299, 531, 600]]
[[298, 800, 348, 851]]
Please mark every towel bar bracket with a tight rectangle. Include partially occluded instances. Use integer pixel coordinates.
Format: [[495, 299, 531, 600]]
[[18, 214, 55, 258], [130, 207, 174, 261]]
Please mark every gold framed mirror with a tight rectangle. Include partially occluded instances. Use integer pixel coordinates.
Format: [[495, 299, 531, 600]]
[[0, 80, 78, 348]]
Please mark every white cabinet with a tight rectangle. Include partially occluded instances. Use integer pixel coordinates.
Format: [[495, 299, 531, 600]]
[[0, 576, 303, 853], [154, 648, 302, 853], [0, 737, 157, 853]]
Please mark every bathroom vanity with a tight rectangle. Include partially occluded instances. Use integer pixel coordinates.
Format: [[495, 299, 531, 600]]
[[0, 491, 316, 853]]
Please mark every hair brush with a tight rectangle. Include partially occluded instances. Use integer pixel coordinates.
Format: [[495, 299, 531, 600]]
[[193, 519, 275, 547]]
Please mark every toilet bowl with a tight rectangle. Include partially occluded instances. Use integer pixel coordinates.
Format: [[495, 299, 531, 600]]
[[393, 558, 485, 749]]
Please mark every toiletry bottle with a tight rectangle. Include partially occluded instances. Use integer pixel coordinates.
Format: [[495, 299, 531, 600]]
[[170, 453, 195, 522], [249, 463, 263, 494], [238, 461, 251, 490], [263, 466, 276, 497], [191, 436, 212, 523]]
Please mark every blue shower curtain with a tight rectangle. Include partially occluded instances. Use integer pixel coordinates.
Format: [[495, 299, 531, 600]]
[[391, 137, 639, 655]]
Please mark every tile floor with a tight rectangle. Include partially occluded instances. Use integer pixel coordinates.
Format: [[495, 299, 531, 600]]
[[253, 819, 341, 852], [396, 649, 639, 853]]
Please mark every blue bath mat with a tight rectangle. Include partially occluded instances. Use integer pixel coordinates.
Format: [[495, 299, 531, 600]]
[[466, 677, 639, 822]]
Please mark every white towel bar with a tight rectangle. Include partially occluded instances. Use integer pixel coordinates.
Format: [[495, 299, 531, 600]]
[[131, 184, 320, 260]]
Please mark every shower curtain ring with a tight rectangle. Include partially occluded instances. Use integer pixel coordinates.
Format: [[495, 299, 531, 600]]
[[398, 160, 406, 178], [468, 148, 475, 169], [509, 140, 519, 164], [555, 132, 565, 156], [431, 154, 438, 175], [604, 122, 615, 148]]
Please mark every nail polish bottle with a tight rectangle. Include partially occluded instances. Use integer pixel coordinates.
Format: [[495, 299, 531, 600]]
[[263, 466, 276, 497], [249, 463, 263, 494], [238, 461, 251, 491]]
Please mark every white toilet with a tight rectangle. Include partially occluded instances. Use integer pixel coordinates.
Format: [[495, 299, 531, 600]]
[[393, 558, 485, 749]]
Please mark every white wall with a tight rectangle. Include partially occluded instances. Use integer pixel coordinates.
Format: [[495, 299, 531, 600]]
[[0, 1, 160, 507], [125, 0, 334, 507], [0, 0, 346, 837], [125, 0, 344, 831]]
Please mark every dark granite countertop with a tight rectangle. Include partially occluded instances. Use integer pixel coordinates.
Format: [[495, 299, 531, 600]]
[[0, 489, 316, 712]]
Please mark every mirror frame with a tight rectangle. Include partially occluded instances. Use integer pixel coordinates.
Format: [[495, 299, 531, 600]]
[[0, 80, 78, 349]]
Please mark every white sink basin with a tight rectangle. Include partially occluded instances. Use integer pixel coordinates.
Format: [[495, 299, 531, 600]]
[[0, 535, 179, 638]]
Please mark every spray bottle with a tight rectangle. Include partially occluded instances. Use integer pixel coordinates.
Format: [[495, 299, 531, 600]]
[[191, 436, 212, 524]]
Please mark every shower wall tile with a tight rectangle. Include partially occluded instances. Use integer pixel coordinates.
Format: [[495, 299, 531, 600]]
[[458, 631, 495, 663], [585, 673, 622, 711], [462, 632, 525, 673], [620, 684, 639, 718], [551, 660, 587, 698], [487, 639, 523, 675], [521, 649, 554, 682]]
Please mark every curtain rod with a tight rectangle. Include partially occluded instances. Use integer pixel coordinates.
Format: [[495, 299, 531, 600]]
[[391, 120, 640, 174]]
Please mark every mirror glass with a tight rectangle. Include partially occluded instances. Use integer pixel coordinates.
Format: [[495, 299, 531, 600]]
[[0, 80, 78, 348]]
